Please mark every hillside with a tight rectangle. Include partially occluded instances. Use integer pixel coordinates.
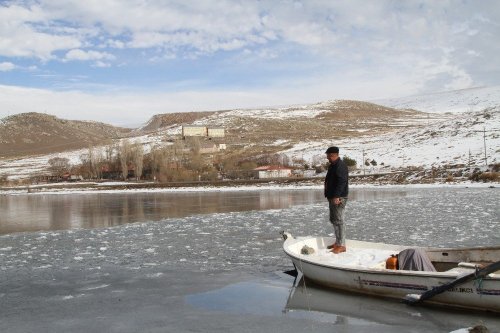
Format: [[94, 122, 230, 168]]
[[282, 106, 499, 170], [0, 113, 132, 158], [0, 87, 499, 182], [0, 101, 425, 160], [373, 85, 500, 113], [137, 111, 218, 133], [146, 100, 434, 143]]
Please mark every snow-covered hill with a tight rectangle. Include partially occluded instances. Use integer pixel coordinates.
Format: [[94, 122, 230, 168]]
[[1, 87, 499, 182], [283, 107, 498, 171], [373, 86, 500, 114]]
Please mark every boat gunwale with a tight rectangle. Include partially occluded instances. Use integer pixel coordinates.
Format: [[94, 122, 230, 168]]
[[283, 235, 500, 280]]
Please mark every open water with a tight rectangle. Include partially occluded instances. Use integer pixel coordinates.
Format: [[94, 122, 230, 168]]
[[0, 186, 499, 332]]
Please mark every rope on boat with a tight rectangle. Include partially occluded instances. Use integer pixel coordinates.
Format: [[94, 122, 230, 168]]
[[473, 265, 484, 292], [298, 252, 311, 309], [281, 231, 313, 327], [297, 248, 316, 330]]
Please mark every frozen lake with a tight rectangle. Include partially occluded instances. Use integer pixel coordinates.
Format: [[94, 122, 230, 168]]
[[1, 185, 499, 332], [0, 187, 406, 235]]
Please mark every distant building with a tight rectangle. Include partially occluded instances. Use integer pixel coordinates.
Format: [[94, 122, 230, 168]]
[[198, 143, 227, 154], [253, 165, 292, 179], [199, 143, 218, 154], [182, 125, 225, 138], [207, 127, 225, 138], [182, 126, 207, 137], [292, 169, 317, 178]]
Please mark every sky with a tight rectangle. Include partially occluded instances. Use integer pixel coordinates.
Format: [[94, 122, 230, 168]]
[[1, 0, 499, 127]]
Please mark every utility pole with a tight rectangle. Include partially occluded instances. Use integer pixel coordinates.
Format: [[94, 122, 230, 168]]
[[468, 149, 472, 170], [483, 127, 487, 166], [472, 128, 497, 167], [362, 149, 365, 176]]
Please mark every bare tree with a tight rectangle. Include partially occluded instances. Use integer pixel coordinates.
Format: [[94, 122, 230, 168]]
[[171, 140, 187, 169], [148, 143, 182, 182], [48, 157, 71, 177], [188, 149, 203, 173], [131, 141, 144, 180], [87, 146, 95, 178], [79, 152, 91, 179], [240, 161, 257, 170], [90, 146, 104, 179], [189, 137, 201, 155], [119, 139, 131, 180], [148, 144, 163, 181], [104, 142, 116, 162]]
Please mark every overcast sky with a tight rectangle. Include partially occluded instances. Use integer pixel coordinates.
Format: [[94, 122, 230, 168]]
[[1, 0, 499, 127]]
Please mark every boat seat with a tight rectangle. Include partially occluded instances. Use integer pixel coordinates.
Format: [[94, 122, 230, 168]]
[[458, 262, 482, 269], [446, 267, 475, 274], [446, 266, 500, 279]]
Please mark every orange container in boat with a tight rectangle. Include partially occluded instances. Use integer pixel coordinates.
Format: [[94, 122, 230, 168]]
[[386, 254, 398, 270]]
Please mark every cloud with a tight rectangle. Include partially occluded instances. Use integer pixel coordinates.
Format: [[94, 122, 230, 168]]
[[64, 49, 116, 64], [0, 62, 16, 71], [0, 70, 425, 127], [1, 1, 498, 65], [0, 3, 81, 60], [0, 0, 499, 119]]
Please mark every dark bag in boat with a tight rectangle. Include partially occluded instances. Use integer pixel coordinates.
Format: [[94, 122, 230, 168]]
[[398, 248, 436, 272]]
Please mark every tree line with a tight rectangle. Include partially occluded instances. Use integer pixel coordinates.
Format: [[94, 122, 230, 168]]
[[0, 138, 360, 185], [45, 138, 333, 183]]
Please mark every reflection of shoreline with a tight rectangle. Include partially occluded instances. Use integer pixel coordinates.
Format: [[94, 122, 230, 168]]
[[0, 187, 410, 234], [285, 277, 500, 330], [0, 190, 327, 234], [1, 186, 411, 234]]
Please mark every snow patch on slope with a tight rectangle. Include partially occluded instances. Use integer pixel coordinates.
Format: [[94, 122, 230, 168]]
[[281, 107, 499, 169], [373, 86, 500, 113]]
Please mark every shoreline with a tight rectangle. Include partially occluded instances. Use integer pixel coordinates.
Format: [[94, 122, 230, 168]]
[[0, 177, 497, 195]]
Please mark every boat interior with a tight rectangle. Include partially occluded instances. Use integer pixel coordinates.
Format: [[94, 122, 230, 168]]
[[425, 247, 500, 273], [284, 235, 500, 275]]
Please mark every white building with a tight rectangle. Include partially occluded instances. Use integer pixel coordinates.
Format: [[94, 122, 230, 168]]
[[207, 127, 225, 138], [182, 126, 207, 137], [253, 165, 292, 179]]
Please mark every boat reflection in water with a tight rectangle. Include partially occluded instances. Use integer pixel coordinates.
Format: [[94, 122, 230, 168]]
[[285, 277, 500, 332]]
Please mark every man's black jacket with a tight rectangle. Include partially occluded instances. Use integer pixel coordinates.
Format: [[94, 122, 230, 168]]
[[324, 158, 349, 199]]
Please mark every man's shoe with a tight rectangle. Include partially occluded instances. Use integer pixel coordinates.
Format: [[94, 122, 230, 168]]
[[326, 243, 338, 249], [328, 244, 340, 252], [332, 246, 346, 254]]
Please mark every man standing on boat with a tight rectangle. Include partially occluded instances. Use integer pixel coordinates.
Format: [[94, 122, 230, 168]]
[[324, 146, 349, 254]]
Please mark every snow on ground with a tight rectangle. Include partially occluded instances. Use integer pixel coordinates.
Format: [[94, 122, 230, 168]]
[[0, 132, 172, 180], [195, 104, 328, 122], [373, 85, 500, 113], [0, 149, 87, 179], [283, 107, 499, 169]]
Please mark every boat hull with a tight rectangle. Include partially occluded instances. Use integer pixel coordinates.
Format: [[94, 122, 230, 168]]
[[283, 235, 500, 312]]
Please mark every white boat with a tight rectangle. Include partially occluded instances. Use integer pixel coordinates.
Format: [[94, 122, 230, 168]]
[[282, 233, 500, 313]]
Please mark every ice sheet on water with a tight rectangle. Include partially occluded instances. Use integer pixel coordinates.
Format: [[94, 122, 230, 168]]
[[0, 187, 498, 279]]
